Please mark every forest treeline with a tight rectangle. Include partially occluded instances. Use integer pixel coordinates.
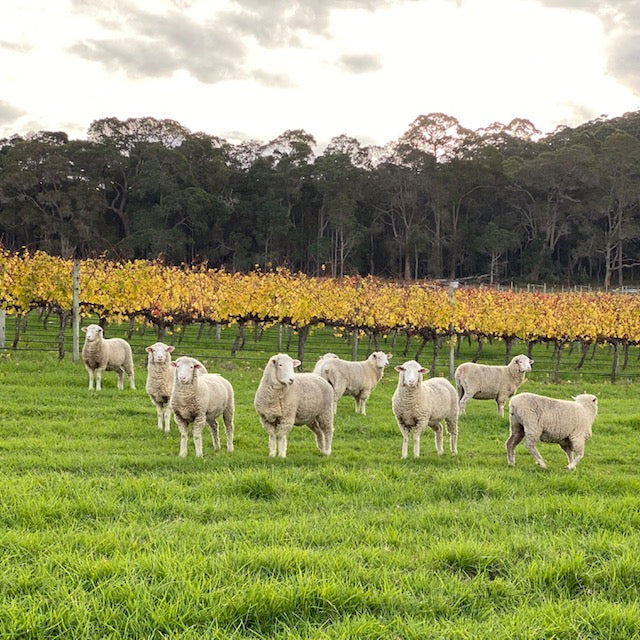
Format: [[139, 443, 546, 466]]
[[1, 111, 640, 288]]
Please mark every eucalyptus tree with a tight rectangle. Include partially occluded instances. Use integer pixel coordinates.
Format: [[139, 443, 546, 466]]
[[598, 131, 640, 289], [506, 143, 598, 281], [0, 133, 108, 256], [313, 141, 366, 276]]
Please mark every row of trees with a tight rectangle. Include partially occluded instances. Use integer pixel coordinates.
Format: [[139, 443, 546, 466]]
[[2, 111, 640, 287]]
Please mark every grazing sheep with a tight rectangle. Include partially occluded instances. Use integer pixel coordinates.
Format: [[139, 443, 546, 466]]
[[81, 324, 135, 391], [313, 351, 392, 415], [145, 342, 176, 433], [169, 356, 234, 457], [455, 354, 533, 417], [392, 360, 458, 458], [506, 392, 598, 470], [254, 353, 335, 458]]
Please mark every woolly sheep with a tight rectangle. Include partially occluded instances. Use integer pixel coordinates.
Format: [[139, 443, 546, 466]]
[[254, 353, 335, 458], [145, 342, 176, 433], [81, 324, 135, 391], [169, 356, 234, 457], [455, 354, 533, 417], [506, 392, 598, 470], [313, 351, 392, 415], [392, 360, 458, 458]]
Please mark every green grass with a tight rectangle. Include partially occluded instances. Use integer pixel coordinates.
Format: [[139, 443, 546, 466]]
[[2, 322, 640, 638]]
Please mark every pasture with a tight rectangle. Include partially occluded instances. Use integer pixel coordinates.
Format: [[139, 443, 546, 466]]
[[1, 320, 640, 638]]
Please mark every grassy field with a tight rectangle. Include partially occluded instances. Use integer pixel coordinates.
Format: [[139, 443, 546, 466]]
[[2, 321, 640, 638]]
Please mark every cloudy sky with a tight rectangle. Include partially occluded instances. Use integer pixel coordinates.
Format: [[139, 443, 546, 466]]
[[1, 0, 639, 147]]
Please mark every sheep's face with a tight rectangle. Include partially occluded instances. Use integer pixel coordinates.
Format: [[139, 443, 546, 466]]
[[370, 351, 392, 369], [82, 324, 103, 342], [395, 360, 428, 388], [173, 357, 202, 384], [146, 342, 175, 364], [573, 394, 598, 416], [514, 355, 533, 372], [271, 354, 300, 385]]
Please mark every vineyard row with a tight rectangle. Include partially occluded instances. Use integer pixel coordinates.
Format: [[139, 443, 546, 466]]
[[2, 249, 640, 349]]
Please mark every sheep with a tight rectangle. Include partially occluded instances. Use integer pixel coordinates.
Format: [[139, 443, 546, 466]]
[[313, 351, 392, 415], [455, 354, 533, 417], [254, 353, 335, 458], [145, 342, 176, 433], [392, 360, 458, 458], [81, 323, 135, 391], [169, 356, 234, 457], [506, 392, 598, 470]]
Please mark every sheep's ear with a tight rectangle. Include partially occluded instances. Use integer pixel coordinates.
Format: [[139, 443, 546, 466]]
[[170, 362, 178, 368], [166, 345, 175, 353], [529, 358, 534, 364], [394, 365, 404, 372], [145, 346, 153, 353], [420, 368, 429, 374], [387, 354, 393, 360], [81, 327, 87, 333], [293, 359, 301, 368]]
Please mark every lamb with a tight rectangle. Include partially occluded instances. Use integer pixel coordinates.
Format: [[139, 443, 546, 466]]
[[169, 356, 234, 457], [145, 342, 176, 433], [254, 353, 335, 458], [313, 351, 392, 415], [506, 392, 598, 470], [392, 360, 458, 458], [455, 354, 533, 417], [81, 323, 135, 391]]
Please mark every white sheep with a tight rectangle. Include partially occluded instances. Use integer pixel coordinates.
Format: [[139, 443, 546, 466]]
[[81, 323, 135, 391], [169, 356, 234, 457], [145, 342, 176, 433], [506, 392, 598, 470], [313, 351, 392, 415], [455, 354, 533, 417], [254, 353, 335, 458], [392, 360, 458, 458]]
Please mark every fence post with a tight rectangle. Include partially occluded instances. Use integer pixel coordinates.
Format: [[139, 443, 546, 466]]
[[448, 280, 459, 380], [0, 309, 5, 349], [72, 258, 80, 363]]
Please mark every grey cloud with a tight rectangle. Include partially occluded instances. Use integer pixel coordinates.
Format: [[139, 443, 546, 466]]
[[251, 69, 298, 89], [0, 40, 33, 53], [0, 100, 25, 121], [68, 0, 396, 84], [532, 1, 640, 94], [336, 52, 383, 74]]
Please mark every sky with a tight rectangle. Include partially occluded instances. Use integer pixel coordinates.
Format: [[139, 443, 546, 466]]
[[1, 0, 640, 149]]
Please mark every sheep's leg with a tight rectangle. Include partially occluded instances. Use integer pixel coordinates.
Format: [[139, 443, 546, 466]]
[[458, 387, 471, 414], [524, 435, 547, 469], [222, 410, 234, 452], [446, 417, 458, 455], [400, 426, 410, 459], [268, 432, 277, 457], [127, 369, 136, 390], [496, 397, 506, 417], [175, 416, 190, 457], [566, 439, 585, 471], [559, 440, 573, 465], [116, 367, 124, 391], [208, 419, 220, 451], [308, 420, 325, 452], [431, 422, 444, 455], [152, 400, 164, 430], [95, 367, 106, 391], [277, 433, 288, 458], [505, 423, 525, 466], [162, 405, 171, 433], [414, 424, 428, 457], [192, 417, 206, 457], [85, 365, 95, 390], [322, 424, 333, 455]]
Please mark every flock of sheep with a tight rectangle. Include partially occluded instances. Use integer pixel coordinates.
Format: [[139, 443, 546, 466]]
[[81, 323, 599, 470]]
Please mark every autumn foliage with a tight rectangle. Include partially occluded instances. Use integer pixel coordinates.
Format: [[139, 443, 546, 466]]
[[1, 248, 638, 345]]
